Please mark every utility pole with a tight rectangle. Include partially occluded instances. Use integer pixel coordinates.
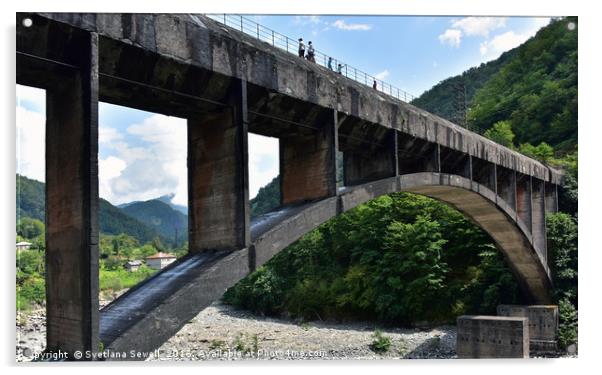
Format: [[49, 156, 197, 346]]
[[452, 81, 468, 129]]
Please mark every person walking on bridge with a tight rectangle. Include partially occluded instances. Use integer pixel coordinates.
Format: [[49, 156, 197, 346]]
[[298, 38, 305, 58], [373, 80, 378, 90], [307, 41, 315, 62], [337, 63, 343, 74], [327, 57, 333, 70]]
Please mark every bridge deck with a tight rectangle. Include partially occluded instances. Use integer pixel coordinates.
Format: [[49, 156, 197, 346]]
[[99, 201, 317, 345]]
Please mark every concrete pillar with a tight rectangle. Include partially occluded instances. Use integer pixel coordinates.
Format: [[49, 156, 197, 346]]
[[496, 166, 516, 209], [280, 110, 337, 205], [545, 182, 559, 214], [471, 157, 496, 192], [343, 129, 396, 186], [531, 178, 547, 262], [45, 32, 99, 357], [516, 174, 532, 230], [396, 134, 439, 175], [439, 146, 470, 178], [187, 79, 250, 252]]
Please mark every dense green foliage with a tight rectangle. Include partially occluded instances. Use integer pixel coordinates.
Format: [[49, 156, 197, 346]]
[[16, 249, 45, 311], [17, 174, 45, 221], [483, 121, 515, 148], [468, 17, 577, 153], [225, 193, 520, 325], [546, 212, 578, 348], [411, 48, 518, 123], [250, 176, 281, 218]]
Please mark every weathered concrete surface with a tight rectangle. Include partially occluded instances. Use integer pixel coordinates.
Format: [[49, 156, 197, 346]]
[[497, 305, 558, 352], [457, 315, 529, 358], [280, 116, 337, 205], [26, 12, 563, 184], [44, 31, 99, 357], [187, 80, 250, 252]]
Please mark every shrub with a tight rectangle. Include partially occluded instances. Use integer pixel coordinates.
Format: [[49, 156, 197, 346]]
[[369, 330, 392, 354]]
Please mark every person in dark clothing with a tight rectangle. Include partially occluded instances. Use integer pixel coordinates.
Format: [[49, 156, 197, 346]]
[[327, 57, 333, 70], [298, 38, 305, 58], [337, 63, 343, 74], [373, 80, 377, 90]]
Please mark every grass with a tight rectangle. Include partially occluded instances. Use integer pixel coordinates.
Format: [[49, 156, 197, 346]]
[[369, 330, 392, 354]]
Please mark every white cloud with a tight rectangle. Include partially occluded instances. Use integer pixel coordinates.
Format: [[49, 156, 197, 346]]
[[294, 16, 322, 25], [99, 126, 123, 144], [99, 114, 188, 206], [438, 28, 462, 47], [451, 17, 506, 37], [16, 85, 45, 182], [248, 133, 279, 199], [16, 105, 45, 182], [332, 19, 372, 31], [374, 69, 390, 80], [479, 18, 551, 59]]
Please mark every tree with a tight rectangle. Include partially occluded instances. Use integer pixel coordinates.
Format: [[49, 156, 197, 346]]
[[484, 121, 515, 148], [519, 142, 554, 163], [17, 217, 45, 239]]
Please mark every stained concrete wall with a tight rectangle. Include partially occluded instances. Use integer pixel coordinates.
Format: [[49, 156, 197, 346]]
[[280, 112, 337, 205], [44, 32, 99, 356], [457, 315, 529, 358], [187, 80, 250, 252], [343, 129, 397, 186], [497, 305, 558, 350], [31, 12, 563, 185]]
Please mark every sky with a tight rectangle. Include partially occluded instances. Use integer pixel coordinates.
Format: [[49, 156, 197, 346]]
[[16, 15, 551, 208]]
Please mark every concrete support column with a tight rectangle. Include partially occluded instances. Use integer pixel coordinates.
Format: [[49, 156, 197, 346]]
[[343, 130, 396, 186], [187, 79, 250, 252], [471, 158, 496, 192], [279, 110, 338, 205], [545, 182, 559, 214], [496, 166, 516, 210], [516, 174, 532, 231], [45, 32, 99, 357], [531, 178, 547, 262]]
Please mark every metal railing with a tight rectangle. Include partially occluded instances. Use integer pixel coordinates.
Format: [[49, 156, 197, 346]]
[[206, 14, 417, 103]]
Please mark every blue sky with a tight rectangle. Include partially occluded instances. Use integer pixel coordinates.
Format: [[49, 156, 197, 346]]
[[16, 15, 550, 207]]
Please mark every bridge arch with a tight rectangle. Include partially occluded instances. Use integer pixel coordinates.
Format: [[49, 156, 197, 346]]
[[252, 172, 552, 305], [100, 172, 553, 355]]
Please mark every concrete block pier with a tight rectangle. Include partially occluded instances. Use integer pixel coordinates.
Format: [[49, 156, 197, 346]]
[[457, 315, 530, 358]]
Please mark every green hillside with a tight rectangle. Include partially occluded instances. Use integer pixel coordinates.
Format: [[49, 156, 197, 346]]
[[16, 174, 163, 245], [468, 17, 577, 153], [121, 199, 188, 243], [250, 176, 280, 218], [411, 47, 518, 125]]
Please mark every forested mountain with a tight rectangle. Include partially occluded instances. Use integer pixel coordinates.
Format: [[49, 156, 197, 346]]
[[250, 176, 280, 218], [16, 174, 164, 245], [121, 199, 188, 242], [119, 193, 188, 215], [412, 17, 577, 154], [411, 47, 518, 124], [468, 17, 577, 153], [16, 174, 45, 221]]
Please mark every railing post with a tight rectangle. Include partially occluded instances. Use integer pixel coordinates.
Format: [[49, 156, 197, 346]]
[[240, 15, 243, 32], [257, 24, 260, 39], [224, 14, 226, 24], [286, 36, 289, 52], [272, 30, 274, 46]]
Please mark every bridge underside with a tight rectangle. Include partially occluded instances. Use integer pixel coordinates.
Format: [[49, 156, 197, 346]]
[[15, 13, 561, 359]]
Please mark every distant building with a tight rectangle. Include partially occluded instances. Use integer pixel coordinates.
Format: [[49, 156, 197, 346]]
[[16, 241, 32, 251], [124, 260, 142, 272], [145, 252, 176, 270]]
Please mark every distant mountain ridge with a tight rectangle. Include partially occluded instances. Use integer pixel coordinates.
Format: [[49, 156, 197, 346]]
[[119, 193, 188, 215], [16, 174, 167, 245], [121, 199, 188, 243]]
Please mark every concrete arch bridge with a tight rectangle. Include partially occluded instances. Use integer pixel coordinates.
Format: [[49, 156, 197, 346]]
[[16, 12, 563, 357]]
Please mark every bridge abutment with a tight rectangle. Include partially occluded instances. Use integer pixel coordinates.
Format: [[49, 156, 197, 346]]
[[44, 31, 100, 357], [187, 80, 250, 252]]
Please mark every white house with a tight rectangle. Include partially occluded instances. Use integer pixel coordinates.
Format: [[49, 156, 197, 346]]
[[16, 241, 32, 251], [145, 252, 176, 270]]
